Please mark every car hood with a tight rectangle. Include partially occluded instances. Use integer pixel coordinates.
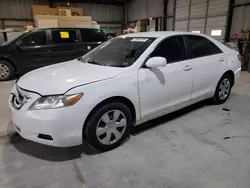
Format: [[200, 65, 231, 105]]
[[17, 59, 122, 95]]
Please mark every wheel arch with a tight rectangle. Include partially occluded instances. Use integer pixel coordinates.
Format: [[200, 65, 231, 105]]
[[223, 70, 235, 86], [82, 96, 137, 139], [0, 57, 17, 72]]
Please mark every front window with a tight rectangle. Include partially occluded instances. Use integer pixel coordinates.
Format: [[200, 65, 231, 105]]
[[2, 30, 29, 46], [78, 37, 156, 67], [21, 31, 47, 46]]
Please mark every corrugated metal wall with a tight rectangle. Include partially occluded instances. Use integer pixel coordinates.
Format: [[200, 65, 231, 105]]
[[0, 0, 123, 22], [127, 0, 163, 22], [0, 0, 49, 19], [0, 0, 123, 29], [167, 0, 175, 30], [175, 0, 229, 41], [231, 6, 250, 35], [70, 3, 123, 23], [230, 0, 250, 37]]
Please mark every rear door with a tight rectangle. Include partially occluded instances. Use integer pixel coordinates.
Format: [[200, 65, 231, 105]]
[[15, 30, 51, 72], [185, 35, 224, 100], [48, 29, 85, 63], [80, 29, 107, 52]]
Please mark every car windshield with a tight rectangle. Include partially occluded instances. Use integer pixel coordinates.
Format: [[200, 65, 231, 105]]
[[78, 37, 156, 67]]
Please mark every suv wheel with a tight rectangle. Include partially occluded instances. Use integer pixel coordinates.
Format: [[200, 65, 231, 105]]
[[84, 102, 132, 151], [0, 60, 14, 81]]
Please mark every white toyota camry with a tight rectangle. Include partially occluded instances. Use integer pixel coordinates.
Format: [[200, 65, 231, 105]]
[[9, 32, 241, 151]]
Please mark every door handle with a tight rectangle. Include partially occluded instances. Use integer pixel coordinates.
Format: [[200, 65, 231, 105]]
[[219, 57, 224, 62], [183, 65, 192, 71]]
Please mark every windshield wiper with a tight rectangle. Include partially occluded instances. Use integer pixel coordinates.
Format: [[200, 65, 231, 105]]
[[77, 57, 84, 62], [87, 60, 104, 66]]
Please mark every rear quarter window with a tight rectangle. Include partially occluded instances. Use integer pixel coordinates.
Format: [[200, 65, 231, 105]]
[[186, 35, 222, 59]]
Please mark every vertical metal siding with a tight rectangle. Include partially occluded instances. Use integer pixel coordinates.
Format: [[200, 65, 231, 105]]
[[167, 17, 174, 30], [0, 0, 49, 19], [174, 0, 229, 40], [175, 0, 190, 20], [233, 0, 250, 5], [0, 0, 123, 23], [146, 0, 164, 18], [231, 5, 250, 36], [167, 0, 175, 17], [190, 0, 206, 18], [208, 0, 229, 16], [207, 0, 228, 40], [127, 0, 164, 22], [75, 3, 123, 22], [189, 18, 205, 33], [128, 0, 146, 21], [175, 20, 188, 31]]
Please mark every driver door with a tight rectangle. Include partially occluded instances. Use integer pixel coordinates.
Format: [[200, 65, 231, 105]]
[[15, 30, 51, 73], [138, 35, 193, 118]]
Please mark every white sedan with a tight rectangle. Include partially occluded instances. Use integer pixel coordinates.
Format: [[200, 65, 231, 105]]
[[9, 32, 241, 151]]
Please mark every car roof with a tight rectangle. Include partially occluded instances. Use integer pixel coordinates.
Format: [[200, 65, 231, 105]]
[[121, 31, 209, 38], [32, 27, 100, 31]]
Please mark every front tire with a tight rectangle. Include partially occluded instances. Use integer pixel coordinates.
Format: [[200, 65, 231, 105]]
[[213, 74, 232, 104], [84, 102, 132, 152], [0, 60, 15, 81]]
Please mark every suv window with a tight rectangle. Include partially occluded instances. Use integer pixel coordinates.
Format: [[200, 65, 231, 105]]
[[186, 35, 222, 59], [151, 36, 187, 63], [51, 30, 77, 44], [21, 31, 47, 46], [80, 29, 106, 42]]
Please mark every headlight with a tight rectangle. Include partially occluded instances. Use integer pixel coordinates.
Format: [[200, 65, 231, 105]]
[[29, 93, 83, 110]]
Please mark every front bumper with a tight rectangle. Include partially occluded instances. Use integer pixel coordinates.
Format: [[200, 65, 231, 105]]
[[9, 85, 84, 147], [234, 67, 241, 81]]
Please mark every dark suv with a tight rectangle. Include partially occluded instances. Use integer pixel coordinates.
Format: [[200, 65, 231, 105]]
[[0, 28, 107, 81]]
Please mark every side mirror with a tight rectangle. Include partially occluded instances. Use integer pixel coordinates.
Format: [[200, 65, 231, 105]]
[[145, 57, 167, 68]]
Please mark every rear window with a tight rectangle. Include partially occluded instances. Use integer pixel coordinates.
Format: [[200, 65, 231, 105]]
[[80, 29, 107, 42], [51, 30, 78, 44]]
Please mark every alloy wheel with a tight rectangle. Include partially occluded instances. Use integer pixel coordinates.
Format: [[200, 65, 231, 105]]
[[219, 78, 231, 100], [0, 63, 10, 79]]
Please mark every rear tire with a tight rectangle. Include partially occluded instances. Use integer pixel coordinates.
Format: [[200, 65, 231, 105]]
[[84, 102, 132, 152], [0, 60, 15, 81], [212, 74, 233, 104]]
